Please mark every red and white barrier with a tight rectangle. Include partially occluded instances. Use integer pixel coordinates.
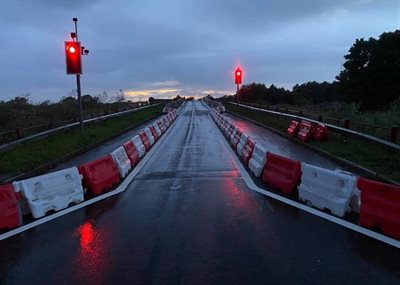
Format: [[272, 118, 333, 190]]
[[13, 167, 84, 218], [111, 146, 132, 178], [298, 163, 357, 217], [144, 128, 155, 145], [249, 144, 268, 177], [132, 135, 146, 157], [236, 133, 249, 156]]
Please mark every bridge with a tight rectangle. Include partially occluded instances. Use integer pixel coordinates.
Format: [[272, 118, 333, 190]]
[[0, 101, 399, 284]]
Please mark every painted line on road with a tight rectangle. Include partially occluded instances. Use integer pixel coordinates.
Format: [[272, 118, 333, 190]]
[[209, 112, 400, 249], [0, 112, 181, 241]]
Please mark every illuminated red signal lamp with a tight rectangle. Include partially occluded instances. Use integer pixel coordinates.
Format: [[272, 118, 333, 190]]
[[234, 67, 242, 84], [65, 41, 82, 74]]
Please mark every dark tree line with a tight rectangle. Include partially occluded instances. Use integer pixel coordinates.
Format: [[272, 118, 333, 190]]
[[235, 30, 399, 110], [0, 92, 142, 131]]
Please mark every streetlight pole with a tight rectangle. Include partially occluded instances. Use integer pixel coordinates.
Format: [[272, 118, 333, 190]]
[[73, 18, 84, 135]]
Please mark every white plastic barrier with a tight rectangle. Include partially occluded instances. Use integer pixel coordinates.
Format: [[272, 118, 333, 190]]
[[131, 135, 146, 157], [13, 167, 84, 218], [111, 146, 132, 178], [230, 127, 238, 141], [298, 163, 358, 217], [236, 133, 249, 156], [153, 123, 162, 137], [249, 144, 268, 177], [349, 188, 361, 213], [224, 122, 232, 136], [144, 128, 155, 145]]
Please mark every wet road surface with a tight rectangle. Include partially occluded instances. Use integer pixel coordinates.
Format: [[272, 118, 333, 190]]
[[225, 113, 341, 170], [0, 101, 399, 285]]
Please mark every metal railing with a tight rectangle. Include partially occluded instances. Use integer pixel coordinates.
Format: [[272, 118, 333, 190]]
[[228, 102, 400, 151], [0, 104, 160, 154]]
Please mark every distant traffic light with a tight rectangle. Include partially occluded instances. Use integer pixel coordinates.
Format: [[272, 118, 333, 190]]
[[65, 41, 82, 74], [235, 67, 242, 84]]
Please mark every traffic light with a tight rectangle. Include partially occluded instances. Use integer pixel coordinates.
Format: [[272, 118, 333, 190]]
[[235, 67, 242, 84], [65, 41, 82, 74]]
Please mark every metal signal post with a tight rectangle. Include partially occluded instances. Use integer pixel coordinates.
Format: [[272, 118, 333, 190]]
[[65, 18, 89, 136]]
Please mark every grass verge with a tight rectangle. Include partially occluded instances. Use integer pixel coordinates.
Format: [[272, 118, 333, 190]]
[[0, 105, 163, 177], [225, 102, 400, 182]]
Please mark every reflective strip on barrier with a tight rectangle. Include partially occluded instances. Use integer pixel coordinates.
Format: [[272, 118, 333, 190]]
[[262, 152, 302, 195], [298, 163, 357, 217], [0, 184, 20, 230], [249, 144, 268, 177], [111, 146, 132, 178], [358, 177, 400, 239], [79, 155, 120, 196], [132, 135, 146, 157], [13, 167, 84, 218]]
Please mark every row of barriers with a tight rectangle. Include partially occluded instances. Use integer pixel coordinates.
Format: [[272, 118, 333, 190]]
[[210, 108, 400, 240], [287, 120, 329, 142], [0, 109, 179, 231]]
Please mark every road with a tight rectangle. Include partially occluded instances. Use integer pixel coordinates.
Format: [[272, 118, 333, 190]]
[[0, 101, 399, 285]]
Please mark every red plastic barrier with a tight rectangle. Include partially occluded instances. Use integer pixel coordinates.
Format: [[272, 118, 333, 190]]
[[0, 184, 20, 230], [139, 131, 151, 151], [231, 129, 242, 147], [149, 126, 160, 142], [358, 177, 400, 239], [297, 120, 314, 142], [262, 152, 302, 194], [287, 120, 300, 137], [123, 140, 140, 167], [241, 138, 255, 166], [313, 123, 328, 141], [78, 155, 120, 196]]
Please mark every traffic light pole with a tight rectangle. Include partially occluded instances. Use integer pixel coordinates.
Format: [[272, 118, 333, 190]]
[[76, 74, 84, 135], [73, 18, 84, 135]]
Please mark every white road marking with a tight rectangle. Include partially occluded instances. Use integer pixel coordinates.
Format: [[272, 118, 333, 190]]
[[0, 113, 181, 241], [209, 112, 400, 249]]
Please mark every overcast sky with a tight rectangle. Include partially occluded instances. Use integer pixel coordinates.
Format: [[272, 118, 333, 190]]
[[0, 0, 399, 102]]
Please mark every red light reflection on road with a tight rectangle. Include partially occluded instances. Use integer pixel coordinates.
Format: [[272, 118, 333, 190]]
[[72, 221, 110, 284]]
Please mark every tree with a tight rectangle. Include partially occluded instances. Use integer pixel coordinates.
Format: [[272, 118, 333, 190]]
[[148, 97, 155, 104], [336, 30, 400, 110]]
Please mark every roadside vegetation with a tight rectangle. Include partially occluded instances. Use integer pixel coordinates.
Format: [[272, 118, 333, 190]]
[[0, 90, 145, 132], [0, 104, 163, 180], [225, 103, 400, 182]]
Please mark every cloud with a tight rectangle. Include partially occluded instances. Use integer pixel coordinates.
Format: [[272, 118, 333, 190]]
[[1, 0, 399, 101], [150, 80, 180, 87]]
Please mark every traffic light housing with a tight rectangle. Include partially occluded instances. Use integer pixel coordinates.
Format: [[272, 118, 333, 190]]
[[65, 41, 82, 74], [235, 67, 242, 84]]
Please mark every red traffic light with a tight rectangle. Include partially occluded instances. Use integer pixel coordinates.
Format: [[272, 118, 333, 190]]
[[234, 67, 242, 84], [65, 41, 82, 75]]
